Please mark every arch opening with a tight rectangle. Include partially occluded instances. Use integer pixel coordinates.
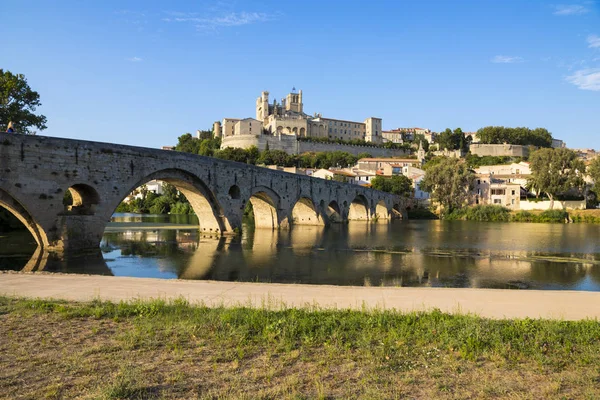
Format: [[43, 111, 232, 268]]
[[109, 169, 230, 235], [326, 200, 342, 223], [64, 184, 100, 215], [292, 197, 324, 226], [0, 188, 48, 249], [247, 190, 279, 230], [228, 185, 241, 200], [375, 200, 390, 221], [392, 203, 404, 220], [348, 195, 369, 221]]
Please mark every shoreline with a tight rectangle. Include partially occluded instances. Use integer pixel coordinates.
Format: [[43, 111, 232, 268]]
[[3, 272, 600, 320]]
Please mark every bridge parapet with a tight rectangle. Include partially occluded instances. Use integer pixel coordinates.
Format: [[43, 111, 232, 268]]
[[0, 133, 408, 253]]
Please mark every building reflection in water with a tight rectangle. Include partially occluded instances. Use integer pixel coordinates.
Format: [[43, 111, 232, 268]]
[[7, 218, 600, 291]]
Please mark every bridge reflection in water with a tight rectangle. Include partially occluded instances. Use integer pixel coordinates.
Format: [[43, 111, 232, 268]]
[[10, 220, 600, 291]]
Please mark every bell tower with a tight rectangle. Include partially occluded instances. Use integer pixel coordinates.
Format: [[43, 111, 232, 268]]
[[285, 88, 303, 113], [256, 91, 269, 121]]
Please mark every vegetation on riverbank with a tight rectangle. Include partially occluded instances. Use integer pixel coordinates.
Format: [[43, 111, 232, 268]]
[[414, 205, 600, 224], [2, 296, 600, 399]]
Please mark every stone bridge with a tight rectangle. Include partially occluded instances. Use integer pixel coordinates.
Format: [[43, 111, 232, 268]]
[[0, 133, 408, 253]]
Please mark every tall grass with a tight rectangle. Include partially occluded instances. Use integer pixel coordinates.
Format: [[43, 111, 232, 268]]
[[4, 296, 600, 367], [446, 205, 510, 222]]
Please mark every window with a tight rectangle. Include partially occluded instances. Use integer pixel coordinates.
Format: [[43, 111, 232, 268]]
[[493, 199, 502, 204], [511, 199, 515, 205], [491, 189, 505, 195], [511, 190, 515, 195], [477, 179, 481, 185]]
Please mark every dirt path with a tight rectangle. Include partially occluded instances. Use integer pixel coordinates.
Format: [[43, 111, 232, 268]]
[[2, 272, 600, 320]]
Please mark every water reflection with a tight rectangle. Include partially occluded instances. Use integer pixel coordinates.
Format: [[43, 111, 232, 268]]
[[4, 215, 600, 291]]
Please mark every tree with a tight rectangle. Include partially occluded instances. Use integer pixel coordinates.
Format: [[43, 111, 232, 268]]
[[528, 148, 585, 209], [588, 157, 600, 189], [420, 157, 474, 217], [476, 126, 553, 147], [434, 128, 468, 151], [0, 69, 47, 134], [371, 175, 413, 197]]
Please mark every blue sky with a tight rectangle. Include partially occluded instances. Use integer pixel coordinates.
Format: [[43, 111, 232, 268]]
[[2, 0, 599, 149]]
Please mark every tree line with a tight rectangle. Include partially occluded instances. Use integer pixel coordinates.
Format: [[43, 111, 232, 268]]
[[174, 133, 377, 169], [476, 126, 553, 147], [115, 183, 194, 215]]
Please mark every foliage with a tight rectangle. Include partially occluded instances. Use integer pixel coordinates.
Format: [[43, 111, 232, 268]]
[[476, 126, 553, 147], [256, 149, 296, 166], [588, 157, 600, 189], [434, 128, 470, 152], [297, 135, 412, 151], [174, 132, 221, 156], [412, 133, 429, 152], [446, 205, 510, 222], [0, 69, 47, 134], [528, 148, 585, 208], [407, 206, 438, 219], [115, 183, 194, 215], [420, 157, 474, 216], [465, 154, 523, 168], [371, 175, 413, 197], [511, 210, 568, 223]]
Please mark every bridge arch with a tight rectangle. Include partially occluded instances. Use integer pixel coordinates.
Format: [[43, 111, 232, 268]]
[[375, 200, 390, 220], [326, 200, 342, 223], [0, 188, 48, 248], [247, 186, 280, 230], [393, 203, 405, 220], [109, 168, 230, 234], [348, 194, 369, 221], [291, 196, 325, 226]]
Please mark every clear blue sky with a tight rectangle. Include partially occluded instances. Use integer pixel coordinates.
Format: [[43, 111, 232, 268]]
[[2, 0, 599, 149]]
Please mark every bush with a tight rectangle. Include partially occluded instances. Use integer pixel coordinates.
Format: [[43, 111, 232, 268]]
[[446, 205, 510, 222], [407, 207, 438, 219], [510, 210, 568, 223]]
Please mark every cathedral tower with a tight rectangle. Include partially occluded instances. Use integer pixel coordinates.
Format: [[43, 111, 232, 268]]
[[256, 91, 269, 121]]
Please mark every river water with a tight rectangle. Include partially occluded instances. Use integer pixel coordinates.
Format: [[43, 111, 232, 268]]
[[2, 213, 600, 291]]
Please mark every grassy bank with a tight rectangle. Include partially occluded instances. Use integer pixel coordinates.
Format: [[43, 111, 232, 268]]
[[443, 205, 600, 223], [2, 297, 600, 399]]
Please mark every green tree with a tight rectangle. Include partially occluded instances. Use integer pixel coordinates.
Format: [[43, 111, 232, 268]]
[[0, 69, 47, 134], [371, 175, 413, 197], [476, 126, 553, 147], [174, 133, 201, 154], [434, 128, 467, 151], [528, 148, 585, 209], [588, 157, 600, 189], [420, 157, 474, 217]]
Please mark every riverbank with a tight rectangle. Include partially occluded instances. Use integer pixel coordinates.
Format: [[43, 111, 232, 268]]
[[412, 205, 600, 223], [3, 295, 600, 399], [4, 272, 600, 320]]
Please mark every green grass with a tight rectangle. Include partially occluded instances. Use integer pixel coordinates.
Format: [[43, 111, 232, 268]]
[[3, 296, 600, 398], [446, 205, 511, 222]]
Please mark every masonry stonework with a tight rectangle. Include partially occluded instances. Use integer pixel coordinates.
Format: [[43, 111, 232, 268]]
[[0, 133, 407, 253]]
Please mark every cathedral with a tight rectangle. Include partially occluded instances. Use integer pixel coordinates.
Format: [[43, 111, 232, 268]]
[[214, 89, 383, 144]]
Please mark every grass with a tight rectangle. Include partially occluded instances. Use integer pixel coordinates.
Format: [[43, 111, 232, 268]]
[[2, 296, 600, 398]]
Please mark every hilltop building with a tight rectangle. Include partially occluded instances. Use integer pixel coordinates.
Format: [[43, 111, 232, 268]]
[[216, 89, 383, 145]]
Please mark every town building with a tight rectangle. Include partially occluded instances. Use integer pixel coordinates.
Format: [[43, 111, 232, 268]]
[[357, 157, 421, 172], [381, 128, 434, 144], [216, 89, 383, 145]]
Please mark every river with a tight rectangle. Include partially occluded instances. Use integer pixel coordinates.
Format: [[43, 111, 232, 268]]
[[2, 213, 600, 291]]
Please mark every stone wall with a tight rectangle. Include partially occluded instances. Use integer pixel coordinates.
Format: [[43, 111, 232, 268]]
[[519, 200, 586, 211], [470, 144, 529, 158], [220, 134, 409, 157]]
